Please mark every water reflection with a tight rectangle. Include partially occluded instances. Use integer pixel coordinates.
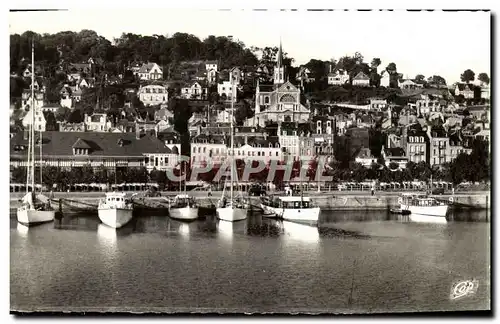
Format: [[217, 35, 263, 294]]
[[320, 211, 393, 224], [246, 218, 283, 237], [281, 221, 320, 244], [217, 220, 248, 241], [16, 223, 29, 237], [168, 219, 199, 238], [97, 224, 118, 251], [399, 214, 448, 224], [134, 215, 169, 233], [15, 222, 54, 238], [54, 214, 100, 231]]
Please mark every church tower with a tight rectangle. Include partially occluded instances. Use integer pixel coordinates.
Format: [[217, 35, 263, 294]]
[[273, 39, 285, 85]]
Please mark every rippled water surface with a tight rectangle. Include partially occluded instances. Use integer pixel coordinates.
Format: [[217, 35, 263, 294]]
[[10, 209, 490, 314]]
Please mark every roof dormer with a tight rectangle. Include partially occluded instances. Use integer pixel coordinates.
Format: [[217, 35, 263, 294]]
[[72, 138, 91, 156]]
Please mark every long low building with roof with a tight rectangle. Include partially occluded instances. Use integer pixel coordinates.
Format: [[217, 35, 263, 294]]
[[10, 130, 181, 172]]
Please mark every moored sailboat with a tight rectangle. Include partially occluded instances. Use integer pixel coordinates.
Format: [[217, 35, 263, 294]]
[[169, 194, 199, 221], [216, 82, 248, 222], [168, 162, 199, 221], [17, 41, 55, 226]]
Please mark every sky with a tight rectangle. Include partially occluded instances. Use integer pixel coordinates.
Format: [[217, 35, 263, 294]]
[[9, 9, 491, 84]]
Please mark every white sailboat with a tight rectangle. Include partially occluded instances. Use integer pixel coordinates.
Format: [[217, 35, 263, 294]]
[[17, 41, 55, 226], [98, 192, 134, 228], [216, 82, 248, 222], [168, 162, 199, 221]]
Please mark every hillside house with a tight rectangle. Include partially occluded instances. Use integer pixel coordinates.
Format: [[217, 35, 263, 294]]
[[352, 72, 370, 87]]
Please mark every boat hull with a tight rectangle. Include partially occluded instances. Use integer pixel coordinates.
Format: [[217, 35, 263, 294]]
[[217, 206, 247, 222], [98, 207, 133, 229], [169, 207, 199, 221], [260, 204, 321, 222], [401, 204, 449, 217], [17, 207, 55, 226]]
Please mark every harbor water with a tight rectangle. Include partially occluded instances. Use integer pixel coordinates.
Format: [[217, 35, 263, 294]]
[[10, 209, 490, 314]]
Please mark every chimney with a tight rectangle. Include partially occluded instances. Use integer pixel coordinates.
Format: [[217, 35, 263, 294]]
[[23, 129, 28, 140]]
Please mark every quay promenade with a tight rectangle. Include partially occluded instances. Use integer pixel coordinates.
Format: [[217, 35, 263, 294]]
[[9, 190, 490, 211]]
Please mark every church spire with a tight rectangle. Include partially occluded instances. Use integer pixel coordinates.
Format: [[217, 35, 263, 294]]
[[273, 37, 285, 86], [277, 37, 283, 68]]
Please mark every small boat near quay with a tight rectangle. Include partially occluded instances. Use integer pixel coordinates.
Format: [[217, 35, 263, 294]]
[[399, 193, 449, 217], [168, 161, 199, 221], [216, 83, 248, 223], [390, 207, 411, 215], [98, 192, 134, 229], [168, 194, 199, 221], [260, 190, 321, 224]]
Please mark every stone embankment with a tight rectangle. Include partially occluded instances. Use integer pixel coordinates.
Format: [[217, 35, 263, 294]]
[[9, 191, 490, 211]]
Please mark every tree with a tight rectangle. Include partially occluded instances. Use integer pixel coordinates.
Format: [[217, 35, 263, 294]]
[[386, 62, 397, 74], [43, 111, 58, 131], [388, 162, 399, 170], [427, 75, 447, 87], [170, 98, 192, 156], [369, 128, 385, 158], [11, 167, 27, 183], [150, 170, 167, 190], [55, 106, 71, 122], [415, 74, 425, 82], [460, 69, 475, 84], [80, 164, 95, 184], [478, 73, 490, 85], [370, 58, 381, 70], [67, 109, 84, 123], [234, 100, 254, 126]]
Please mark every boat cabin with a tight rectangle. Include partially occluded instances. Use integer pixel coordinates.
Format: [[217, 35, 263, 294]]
[[401, 193, 443, 207], [172, 194, 196, 207], [268, 196, 315, 209], [103, 192, 131, 206]]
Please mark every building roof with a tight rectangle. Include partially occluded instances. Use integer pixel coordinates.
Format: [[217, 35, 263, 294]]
[[138, 62, 160, 74], [10, 131, 172, 157], [353, 72, 370, 81], [384, 147, 405, 157], [69, 63, 91, 72], [456, 83, 474, 91], [72, 138, 92, 149]]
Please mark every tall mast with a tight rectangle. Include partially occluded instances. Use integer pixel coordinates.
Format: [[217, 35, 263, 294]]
[[230, 81, 234, 202], [183, 161, 187, 194], [31, 40, 35, 194]]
